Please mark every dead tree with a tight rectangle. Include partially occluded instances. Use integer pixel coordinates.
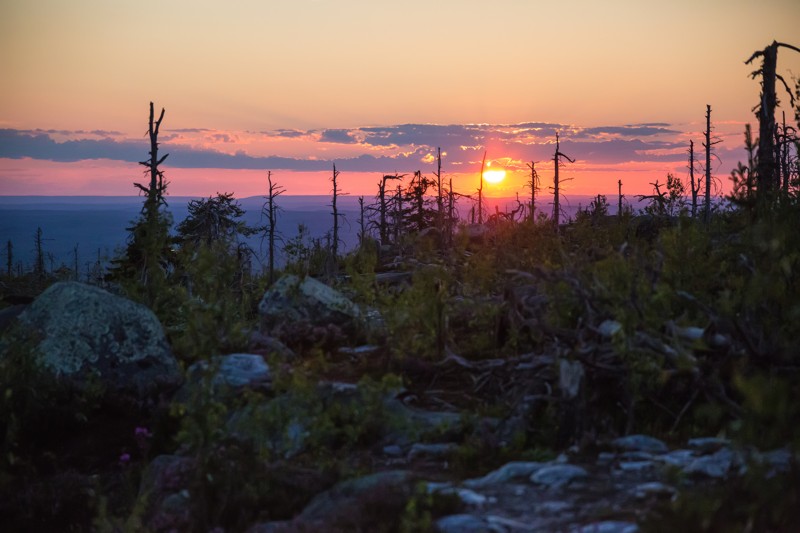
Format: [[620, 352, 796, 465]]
[[447, 177, 456, 244], [330, 163, 344, 260], [688, 140, 700, 218], [73, 244, 79, 281], [745, 41, 800, 203], [375, 174, 402, 246], [136, 102, 169, 222], [477, 152, 487, 224], [34, 227, 45, 279], [262, 171, 284, 285], [6, 240, 12, 278], [552, 133, 575, 230], [526, 161, 540, 222], [113, 102, 172, 291], [618, 179, 624, 218], [393, 184, 403, 244], [702, 105, 721, 223], [403, 171, 436, 233], [358, 196, 366, 246], [435, 147, 444, 236], [777, 111, 797, 196]]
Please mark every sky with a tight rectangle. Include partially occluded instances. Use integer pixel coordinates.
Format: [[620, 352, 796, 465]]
[[1, 0, 799, 198]]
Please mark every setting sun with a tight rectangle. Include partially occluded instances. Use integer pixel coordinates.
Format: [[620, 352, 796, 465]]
[[483, 169, 506, 184]]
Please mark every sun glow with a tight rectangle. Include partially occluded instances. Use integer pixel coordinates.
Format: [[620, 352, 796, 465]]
[[482, 169, 506, 184]]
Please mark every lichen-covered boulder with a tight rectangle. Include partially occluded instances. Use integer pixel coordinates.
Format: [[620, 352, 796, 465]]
[[15, 281, 180, 397], [258, 274, 381, 346]]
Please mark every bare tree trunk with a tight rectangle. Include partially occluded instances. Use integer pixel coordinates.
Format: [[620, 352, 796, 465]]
[[264, 171, 284, 285], [746, 41, 800, 206], [394, 185, 402, 244], [781, 111, 790, 196], [73, 244, 79, 281], [478, 152, 486, 224], [689, 140, 698, 218], [137, 102, 169, 223], [704, 105, 712, 223], [6, 240, 12, 278], [526, 161, 539, 222], [377, 174, 401, 246], [447, 177, 455, 245], [378, 179, 387, 245], [618, 179, 623, 218], [35, 227, 44, 279], [552, 133, 574, 231], [358, 196, 365, 246], [435, 147, 444, 239], [330, 164, 341, 259]]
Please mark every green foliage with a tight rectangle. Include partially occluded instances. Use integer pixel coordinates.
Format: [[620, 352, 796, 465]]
[[382, 265, 451, 359], [643, 466, 800, 532], [176, 192, 258, 249], [170, 240, 254, 361], [342, 240, 380, 307], [640, 173, 687, 217], [399, 482, 461, 533], [108, 205, 187, 337], [235, 373, 405, 466], [0, 327, 105, 473], [283, 223, 330, 277], [734, 372, 800, 450]]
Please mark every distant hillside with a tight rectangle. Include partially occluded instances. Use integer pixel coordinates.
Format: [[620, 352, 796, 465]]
[[0, 194, 643, 275]]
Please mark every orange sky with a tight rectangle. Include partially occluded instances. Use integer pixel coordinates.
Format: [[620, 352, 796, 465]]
[[1, 0, 799, 198]]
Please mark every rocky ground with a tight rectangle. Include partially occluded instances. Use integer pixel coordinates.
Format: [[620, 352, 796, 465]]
[[2, 275, 799, 531]]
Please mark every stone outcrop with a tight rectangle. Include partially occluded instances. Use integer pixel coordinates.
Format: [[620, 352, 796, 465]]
[[258, 274, 383, 346], [13, 281, 180, 397]]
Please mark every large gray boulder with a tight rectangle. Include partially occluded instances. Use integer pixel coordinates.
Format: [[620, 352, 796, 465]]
[[258, 274, 382, 345], [14, 282, 180, 397]]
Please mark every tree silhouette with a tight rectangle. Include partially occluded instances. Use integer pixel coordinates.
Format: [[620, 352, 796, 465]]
[[526, 161, 541, 222], [262, 171, 284, 285], [551, 133, 574, 230], [745, 41, 800, 204], [110, 102, 173, 300]]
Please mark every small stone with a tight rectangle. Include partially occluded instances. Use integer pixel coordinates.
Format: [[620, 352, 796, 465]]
[[559, 359, 584, 399], [408, 442, 458, 460], [656, 449, 695, 468], [761, 448, 793, 473], [382, 445, 403, 457], [597, 320, 623, 337], [687, 437, 730, 454], [338, 345, 381, 357], [633, 482, 677, 500], [618, 460, 655, 473], [596, 452, 616, 465], [618, 451, 655, 462], [683, 448, 734, 479], [180, 353, 270, 401], [539, 500, 572, 514], [435, 514, 491, 533], [463, 461, 544, 488], [530, 464, 588, 488], [612, 435, 668, 454], [676, 326, 705, 341], [571, 521, 639, 533], [435, 487, 493, 507]]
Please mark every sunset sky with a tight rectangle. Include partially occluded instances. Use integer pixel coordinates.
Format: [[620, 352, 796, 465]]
[[1, 0, 799, 198]]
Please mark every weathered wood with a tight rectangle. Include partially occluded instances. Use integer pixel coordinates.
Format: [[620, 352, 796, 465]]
[[552, 133, 574, 231], [745, 41, 800, 204], [478, 151, 486, 224]]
